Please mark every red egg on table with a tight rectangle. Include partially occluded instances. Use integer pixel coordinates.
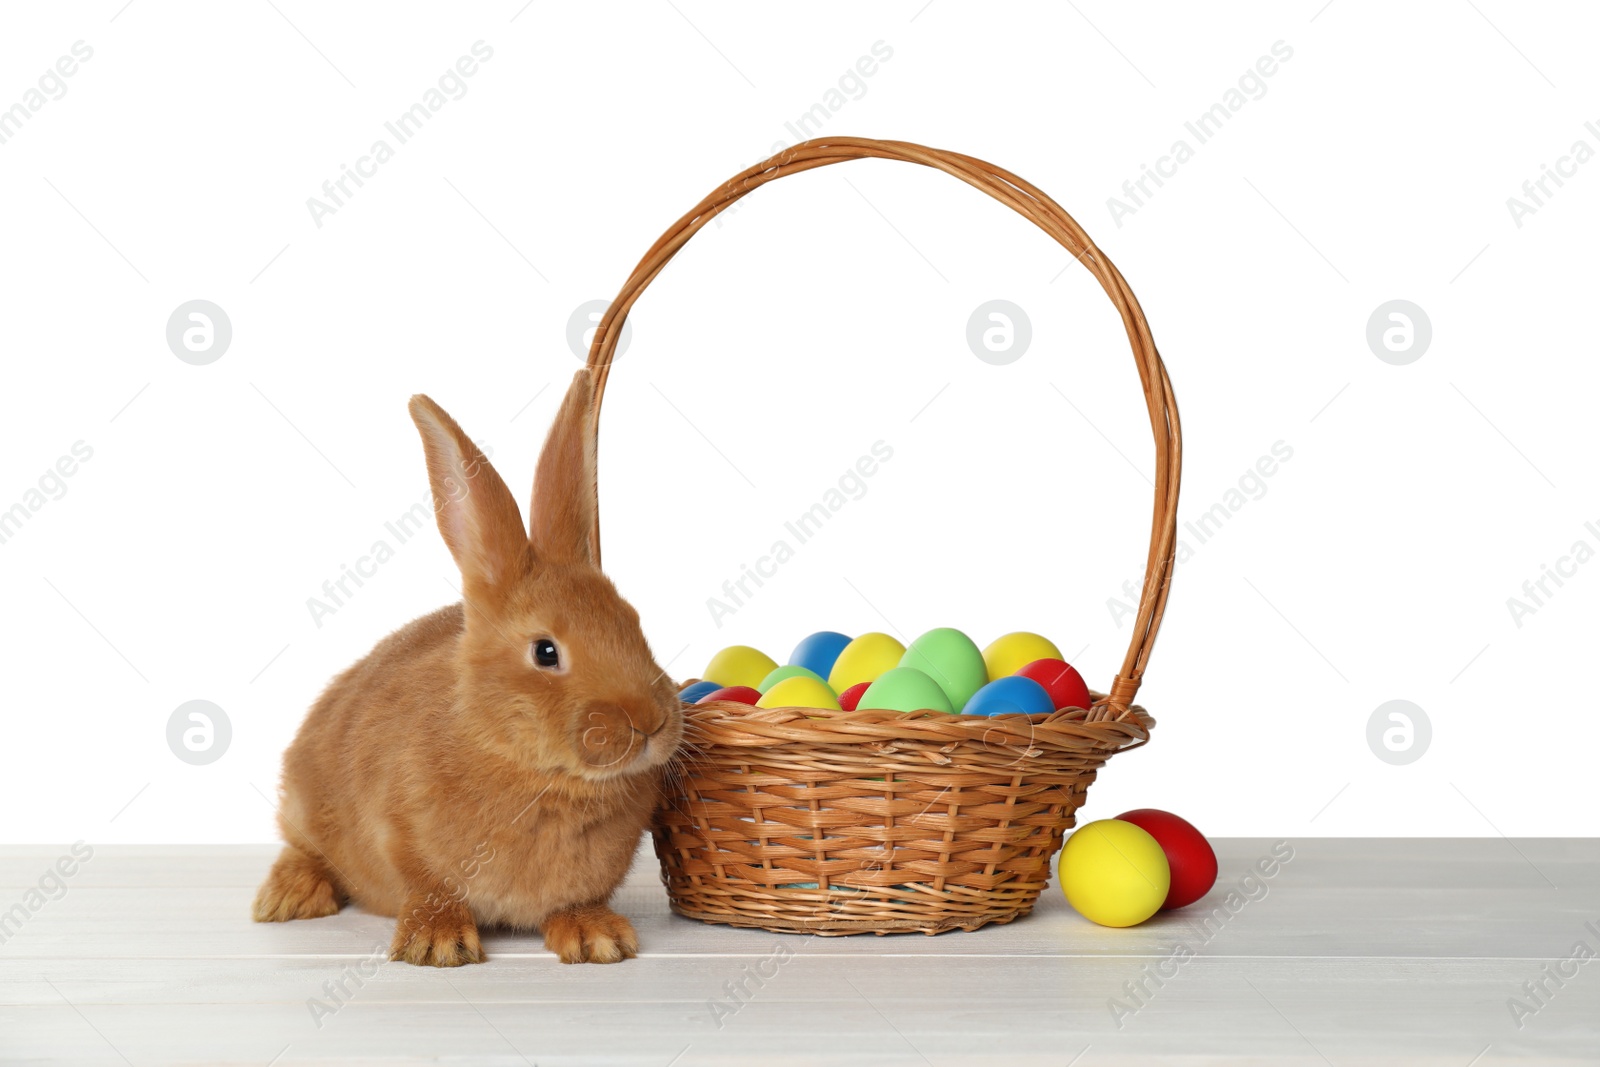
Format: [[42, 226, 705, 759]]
[[1016, 658, 1092, 712], [837, 682, 871, 711], [696, 685, 762, 705], [1115, 808, 1218, 910]]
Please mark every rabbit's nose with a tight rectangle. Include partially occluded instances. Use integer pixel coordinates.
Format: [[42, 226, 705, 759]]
[[577, 700, 675, 769], [578, 703, 635, 756]]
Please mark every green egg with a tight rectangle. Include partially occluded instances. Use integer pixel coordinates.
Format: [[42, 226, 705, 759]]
[[858, 667, 955, 715], [899, 628, 987, 713], [757, 664, 826, 694]]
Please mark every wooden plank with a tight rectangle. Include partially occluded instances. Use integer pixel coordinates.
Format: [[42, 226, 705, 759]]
[[3, 838, 1595, 891], [0, 884, 1594, 962], [0, 883, 1593, 966]]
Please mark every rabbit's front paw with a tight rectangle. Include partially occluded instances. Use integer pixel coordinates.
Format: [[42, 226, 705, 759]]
[[253, 845, 343, 922], [543, 903, 638, 964], [390, 893, 484, 967]]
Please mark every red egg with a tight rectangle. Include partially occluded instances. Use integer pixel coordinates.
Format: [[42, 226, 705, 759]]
[[696, 685, 761, 705], [1115, 808, 1217, 910], [837, 682, 871, 711], [1016, 659, 1092, 712]]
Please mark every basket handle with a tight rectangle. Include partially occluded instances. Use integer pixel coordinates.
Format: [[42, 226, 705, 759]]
[[581, 137, 1181, 722]]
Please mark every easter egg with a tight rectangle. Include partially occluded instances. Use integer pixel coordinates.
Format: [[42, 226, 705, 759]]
[[1058, 819, 1170, 928], [982, 632, 1064, 681], [1115, 809, 1218, 911], [678, 680, 724, 704], [756, 675, 841, 711], [837, 681, 871, 711], [858, 667, 954, 715], [827, 633, 906, 692], [963, 676, 1056, 717], [899, 628, 988, 713], [758, 665, 827, 693], [1016, 659, 1093, 712], [696, 685, 761, 705], [789, 631, 854, 680], [703, 646, 779, 691]]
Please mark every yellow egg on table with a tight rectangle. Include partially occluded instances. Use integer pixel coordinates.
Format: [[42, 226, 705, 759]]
[[826, 632, 906, 692], [756, 675, 841, 711], [703, 646, 779, 691], [982, 632, 1063, 681], [1057, 819, 1171, 928]]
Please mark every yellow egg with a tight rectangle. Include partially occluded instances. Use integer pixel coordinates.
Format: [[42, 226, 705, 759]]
[[703, 646, 779, 691], [982, 632, 1063, 680], [1058, 819, 1170, 928], [756, 675, 841, 711], [826, 632, 907, 692]]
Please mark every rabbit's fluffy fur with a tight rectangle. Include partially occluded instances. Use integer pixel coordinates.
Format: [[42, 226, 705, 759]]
[[253, 370, 683, 966]]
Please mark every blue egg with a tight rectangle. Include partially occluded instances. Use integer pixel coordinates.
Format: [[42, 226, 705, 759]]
[[678, 680, 724, 703], [788, 631, 854, 680], [963, 675, 1056, 717]]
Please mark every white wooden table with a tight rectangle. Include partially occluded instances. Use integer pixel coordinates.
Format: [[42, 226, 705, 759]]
[[2, 839, 1595, 1065]]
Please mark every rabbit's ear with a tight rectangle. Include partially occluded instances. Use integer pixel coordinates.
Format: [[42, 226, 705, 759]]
[[409, 396, 528, 592], [529, 369, 598, 565]]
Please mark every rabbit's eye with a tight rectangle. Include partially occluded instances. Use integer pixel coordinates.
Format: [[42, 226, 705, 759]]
[[532, 638, 561, 669]]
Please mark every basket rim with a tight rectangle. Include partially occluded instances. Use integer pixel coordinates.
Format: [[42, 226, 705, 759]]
[[676, 697, 1154, 755]]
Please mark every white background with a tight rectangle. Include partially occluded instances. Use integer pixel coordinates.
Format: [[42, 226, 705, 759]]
[[1, 1, 1594, 843]]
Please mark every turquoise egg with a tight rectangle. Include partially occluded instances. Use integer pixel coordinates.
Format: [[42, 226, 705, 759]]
[[757, 664, 827, 694], [964, 675, 1056, 717], [788, 631, 853, 680], [858, 667, 955, 715], [678, 680, 724, 703], [898, 628, 987, 713]]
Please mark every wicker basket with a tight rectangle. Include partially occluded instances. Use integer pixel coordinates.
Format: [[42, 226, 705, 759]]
[[582, 138, 1180, 936]]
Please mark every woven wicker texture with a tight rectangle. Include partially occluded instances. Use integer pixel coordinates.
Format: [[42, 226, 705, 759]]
[[583, 138, 1181, 934]]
